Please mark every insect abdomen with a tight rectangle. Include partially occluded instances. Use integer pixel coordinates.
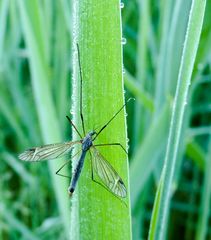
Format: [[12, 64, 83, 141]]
[[68, 150, 86, 196]]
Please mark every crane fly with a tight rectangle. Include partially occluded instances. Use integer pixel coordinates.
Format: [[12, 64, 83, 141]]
[[19, 44, 132, 199]]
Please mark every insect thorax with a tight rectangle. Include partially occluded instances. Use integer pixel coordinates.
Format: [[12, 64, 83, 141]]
[[82, 133, 94, 151]]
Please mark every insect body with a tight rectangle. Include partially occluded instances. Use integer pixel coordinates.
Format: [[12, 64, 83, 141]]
[[68, 131, 95, 196]]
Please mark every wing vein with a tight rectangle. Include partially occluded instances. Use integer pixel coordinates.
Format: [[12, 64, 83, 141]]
[[90, 146, 127, 198]]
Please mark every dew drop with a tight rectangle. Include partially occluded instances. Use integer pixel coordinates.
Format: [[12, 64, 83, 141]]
[[122, 67, 125, 74], [121, 37, 127, 45], [120, 2, 124, 9], [70, 110, 75, 116]]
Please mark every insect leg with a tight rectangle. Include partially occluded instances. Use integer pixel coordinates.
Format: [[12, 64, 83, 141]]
[[55, 150, 81, 179], [89, 151, 110, 192], [89, 151, 127, 206], [89, 151, 121, 195], [56, 160, 72, 179]]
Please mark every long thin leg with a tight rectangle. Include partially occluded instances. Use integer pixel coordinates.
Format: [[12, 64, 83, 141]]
[[89, 151, 113, 193], [94, 143, 127, 154], [56, 159, 72, 178], [76, 43, 86, 136], [55, 150, 81, 178], [93, 98, 134, 141], [66, 116, 83, 139]]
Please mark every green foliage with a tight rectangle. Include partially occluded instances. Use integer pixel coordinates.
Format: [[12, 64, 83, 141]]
[[0, 0, 211, 239]]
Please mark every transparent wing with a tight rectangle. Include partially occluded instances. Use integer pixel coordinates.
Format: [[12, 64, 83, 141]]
[[19, 141, 81, 162], [90, 146, 127, 198]]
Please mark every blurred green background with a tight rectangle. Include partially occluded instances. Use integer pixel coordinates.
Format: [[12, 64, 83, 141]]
[[0, 0, 211, 239]]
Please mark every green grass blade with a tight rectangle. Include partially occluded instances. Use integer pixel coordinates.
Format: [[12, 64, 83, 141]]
[[0, 0, 9, 63], [70, 0, 132, 239], [154, 0, 173, 112], [147, 171, 164, 240], [17, 0, 70, 238], [133, 0, 151, 144], [130, 103, 171, 208], [0, 94, 28, 147], [164, 0, 192, 94], [0, 204, 40, 240], [186, 140, 205, 170], [148, 1, 207, 239], [195, 134, 211, 239], [2, 152, 35, 185], [124, 70, 154, 112]]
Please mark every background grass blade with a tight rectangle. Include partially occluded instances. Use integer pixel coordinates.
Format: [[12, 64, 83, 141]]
[[148, 1, 207, 239], [17, 0, 70, 238], [130, 102, 171, 208], [195, 131, 211, 239], [0, 204, 40, 240]]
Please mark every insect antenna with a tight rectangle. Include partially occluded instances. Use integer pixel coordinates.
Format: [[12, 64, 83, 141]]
[[76, 43, 86, 137], [93, 98, 134, 141]]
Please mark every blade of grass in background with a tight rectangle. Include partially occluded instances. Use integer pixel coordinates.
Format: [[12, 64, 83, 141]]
[[195, 132, 211, 240], [17, 0, 70, 238], [53, 0, 71, 130], [130, 102, 171, 208], [124, 70, 154, 112], [70, 0, 132, 239], [164, 0, 192, 95], [1, 152, 35, 185], [0, 204, 40, 240], [133, 0, 150, 145], [154, 0, 173, 112], [192, 1, 211, 78], [148, 1, 207, 239], [0, 0, 9, 63]]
